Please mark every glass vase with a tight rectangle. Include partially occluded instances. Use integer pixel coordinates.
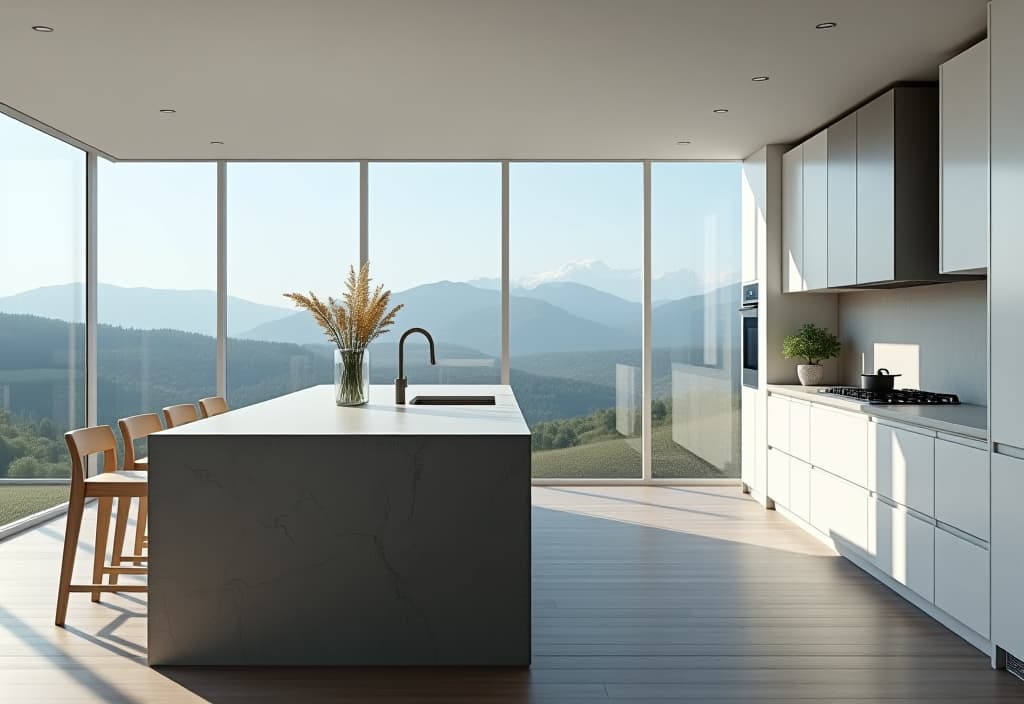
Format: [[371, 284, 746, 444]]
[[334, 347, 369, 406]]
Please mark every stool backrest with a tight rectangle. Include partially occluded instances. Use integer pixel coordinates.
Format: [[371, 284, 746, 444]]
[[117, 413, 163, 469], [64, 426, 118, 490], [198, 396, 229, 418], [162, 404, 199, 428]]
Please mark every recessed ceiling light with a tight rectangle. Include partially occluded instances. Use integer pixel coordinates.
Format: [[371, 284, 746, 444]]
[[752, 76, 770, 82], [676, 140, 691, 145], [713, 108, 729, 114], [158, 108, 176, 114], [815, 21, 837, 29], [31, 25, 54, 32], [210, 140, 224, 145]]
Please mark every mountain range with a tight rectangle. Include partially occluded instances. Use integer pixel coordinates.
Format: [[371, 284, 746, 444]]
[[0, 275, 739, 358], [0, 284, 293, 338]]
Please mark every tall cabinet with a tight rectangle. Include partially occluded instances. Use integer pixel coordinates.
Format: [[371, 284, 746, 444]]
[[990, 0, 1024, 668]]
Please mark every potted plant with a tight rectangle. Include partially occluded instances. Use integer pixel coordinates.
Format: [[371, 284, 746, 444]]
[[782, 323, 842, 386], [284, 263, 403, 406]]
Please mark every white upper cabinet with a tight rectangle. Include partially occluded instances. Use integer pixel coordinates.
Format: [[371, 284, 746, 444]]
[[856, 91, 896, 284], [940, 39, 989, 275], [802, 131, 829, 291], [782, 145, 804, 293], [991, 0, 1024, 452], [827, 112, 858, 287]]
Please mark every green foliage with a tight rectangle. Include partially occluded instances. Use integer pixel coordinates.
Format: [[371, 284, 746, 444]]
[[0, 409, 70, 479], [782, 323, 842, 364]]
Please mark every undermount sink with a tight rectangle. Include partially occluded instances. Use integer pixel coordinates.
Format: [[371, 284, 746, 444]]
[[408, 395, 496, 406]]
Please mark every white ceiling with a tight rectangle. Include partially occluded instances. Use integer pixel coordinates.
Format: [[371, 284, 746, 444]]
[[0, 0, 988, 160]]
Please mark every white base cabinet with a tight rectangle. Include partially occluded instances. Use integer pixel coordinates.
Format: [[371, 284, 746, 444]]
[[767, 448, 790, 508], [810, 468, 869, 553], [868, 421, 935, 515], [810, 405, 868, 487], [789, 458, 811, 523], [935, 439, 989, 540], [935, 527, 990, 638], [870, 498, 935, 602]]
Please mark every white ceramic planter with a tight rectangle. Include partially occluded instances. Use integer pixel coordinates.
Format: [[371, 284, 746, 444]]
[[797, 364, 824, 386]]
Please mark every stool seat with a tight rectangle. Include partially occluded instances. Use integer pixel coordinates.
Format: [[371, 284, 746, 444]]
[[85, 470, 148, 484], [134, 456, 148, 469]]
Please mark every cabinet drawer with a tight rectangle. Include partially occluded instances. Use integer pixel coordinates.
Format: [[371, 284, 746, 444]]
[[935, 527, 989, 637], [767, 394, 789, 453], [789, 458, 811, 523], [789, 401, 811, 463], [869, 422, 935, 515], [871, 498, 935, 601], [934, 439, 989, 540], [810, 405, 868, 487], [810, 468, 869, 552], [767, 448, 790, 508]]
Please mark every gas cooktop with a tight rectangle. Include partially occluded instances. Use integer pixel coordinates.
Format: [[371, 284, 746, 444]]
[[818, 387, 961, 405]]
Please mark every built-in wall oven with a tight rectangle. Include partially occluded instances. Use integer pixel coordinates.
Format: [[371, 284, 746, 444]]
[[740, 283, 758, 388]]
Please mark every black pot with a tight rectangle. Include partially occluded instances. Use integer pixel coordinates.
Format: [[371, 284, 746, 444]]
[[861, 368, 901, 392]]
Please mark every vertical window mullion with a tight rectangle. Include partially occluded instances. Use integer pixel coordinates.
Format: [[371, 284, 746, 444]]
[[642, 160, 653, 481]]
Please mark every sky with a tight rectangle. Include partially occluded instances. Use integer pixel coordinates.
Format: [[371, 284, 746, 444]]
[[0, 112, 741, 307]]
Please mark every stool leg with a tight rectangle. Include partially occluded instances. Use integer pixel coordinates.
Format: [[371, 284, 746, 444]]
[[91, 497, 113, 602], [109, 497, 131, 586], [134, 497, 148, 566], [55, 487, 85, 627]]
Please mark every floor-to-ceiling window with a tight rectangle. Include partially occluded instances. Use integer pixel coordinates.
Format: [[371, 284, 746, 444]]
[[226, 163, 360, 407], [510, 163, 644, 479], [0, 113, 85, 525], [651, 162, 742, 478], [97, 161, 217, 441], [367, 162, 501, 385]]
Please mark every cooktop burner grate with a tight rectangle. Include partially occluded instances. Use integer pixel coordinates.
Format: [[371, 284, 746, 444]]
[[819, 387, 961, 405]]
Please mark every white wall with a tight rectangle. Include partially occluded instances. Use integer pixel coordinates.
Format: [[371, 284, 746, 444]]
[[837, 280, 987, 405]]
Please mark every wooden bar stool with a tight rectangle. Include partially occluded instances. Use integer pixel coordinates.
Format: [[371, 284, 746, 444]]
[[198, 396, 229, 418], [56, 425, 148, 627], [117, 413, 163, 569], [162, 403, 198, 428]]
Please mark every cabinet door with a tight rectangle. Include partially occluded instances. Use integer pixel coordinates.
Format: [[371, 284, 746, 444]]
[[802, 131, 828, 291], [782, 145, 804, 293], [992, 452, 1024, 657], [809, 405, 868, 487], [741, 386, 758, 490], [827, 112, 858, 286], [811, 468, 869, 552], [789, 458, 811, 522], [868, 422, 935, 516], [767, 448, 790, 508], [789, 401, 811, 463], [941, 39, 989, 274], [766, 394, 789, 453], [934, 439, 989, 540], [991, 0, 1024, 453], [871, 498, 935, 601], [856, 91, 896, 284], [935, 527, 989, 637]]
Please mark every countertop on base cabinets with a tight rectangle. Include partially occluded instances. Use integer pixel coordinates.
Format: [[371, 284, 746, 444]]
[[767, 384, 988, 441]]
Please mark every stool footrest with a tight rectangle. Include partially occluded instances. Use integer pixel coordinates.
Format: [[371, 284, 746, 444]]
[[101, 566, 148, 575], [117, 554, 148, 562], [68, 584, 148, 593]]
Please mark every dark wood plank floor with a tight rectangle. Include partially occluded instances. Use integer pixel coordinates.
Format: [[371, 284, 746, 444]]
[[1, 486, 1021, 702]]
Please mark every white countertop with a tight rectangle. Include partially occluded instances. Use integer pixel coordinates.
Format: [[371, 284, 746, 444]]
[[767, 384, 988, 441], [157, 384, 531, 437]]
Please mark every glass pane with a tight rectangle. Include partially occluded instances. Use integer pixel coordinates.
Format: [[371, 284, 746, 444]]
[[651, 162, 742, 478], [98, 161, 217, 449], [227, 163, 359, 407], [368, 162, 500, 385], [0, 113, 85, 523], [510, 163, 643, 479]]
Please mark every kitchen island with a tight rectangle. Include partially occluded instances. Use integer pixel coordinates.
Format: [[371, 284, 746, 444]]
[[147, 384, 531, 666]]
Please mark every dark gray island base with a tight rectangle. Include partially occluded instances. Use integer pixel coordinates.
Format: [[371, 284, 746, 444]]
[[147, 385, 531, 666]]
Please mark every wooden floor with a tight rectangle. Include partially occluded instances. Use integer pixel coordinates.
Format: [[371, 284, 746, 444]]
[[1, 486, 1022, 702]]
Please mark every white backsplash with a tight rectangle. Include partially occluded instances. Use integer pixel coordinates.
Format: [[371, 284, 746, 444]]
[[837, 280, 987, 405]]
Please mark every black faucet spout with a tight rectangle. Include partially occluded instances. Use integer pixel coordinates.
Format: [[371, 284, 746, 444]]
[[396, 328, 437, 404]]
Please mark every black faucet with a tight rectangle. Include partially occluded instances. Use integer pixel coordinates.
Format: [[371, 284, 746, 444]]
[[396, 327, 437, 404]]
